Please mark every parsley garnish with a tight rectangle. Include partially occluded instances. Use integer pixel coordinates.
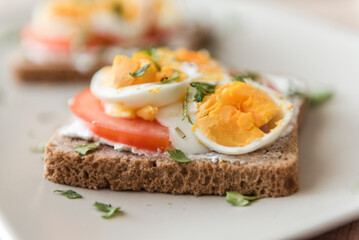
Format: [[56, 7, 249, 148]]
[[54, 190, 83, 199], [30, 142, 47, 153], [190, 82, 216, 102], [290, 90, 333, 107], [175, 127, 186, 139], [167, 149, 191, 163], [233, 74, 245, 82], [232, 71, 260, 82], [129, 63, 151, 77], [182, 87, 193, 124], [112, 2, 122, 16], [142, 48, 161, 70], [0, 26, 20, 45], [74, 142, 100, 155], [93, 201, 121, 219], [159, 71, 179, 84], [226, 192, 260, 207]]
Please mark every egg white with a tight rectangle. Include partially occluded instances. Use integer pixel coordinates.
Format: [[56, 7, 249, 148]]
[[187, 80, 294, 155], [156, 103, 210, 155], [90, 68, 190, 108], [90, 0, 152, 40]]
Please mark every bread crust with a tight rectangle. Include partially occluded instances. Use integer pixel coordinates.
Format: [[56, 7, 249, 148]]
[[12, 26, 211, 83], [44, 125, 299, 197], [12, 54, 104, 83]]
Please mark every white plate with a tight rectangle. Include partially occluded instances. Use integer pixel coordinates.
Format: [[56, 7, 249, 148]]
[[1, 0, 359, 239]]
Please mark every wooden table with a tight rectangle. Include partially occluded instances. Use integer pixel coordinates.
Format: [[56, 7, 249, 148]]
[[269, 1, 359, 238]]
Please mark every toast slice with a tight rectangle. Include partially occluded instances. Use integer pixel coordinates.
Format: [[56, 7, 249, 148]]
[[11, 53, 105, 83], [43, 98, 306, 197], [12, 27, 210, 83]]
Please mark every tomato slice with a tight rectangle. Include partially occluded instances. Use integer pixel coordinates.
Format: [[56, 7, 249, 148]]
[[69, 88, 170, 151], [21, 25, 72, 52], [21, 26, 123, 53]]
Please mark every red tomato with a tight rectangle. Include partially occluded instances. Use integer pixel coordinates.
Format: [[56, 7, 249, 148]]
[[88, 33, 122, 47], [21, 26, 72, 52], [21, 26, 123, 52], [69, 88, 170, 151]]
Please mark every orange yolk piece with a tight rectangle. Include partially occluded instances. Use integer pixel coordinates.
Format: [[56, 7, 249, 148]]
[[195, 82, 280, 147], [136, 105, 158, 121], [175, 48, 211, 65], [51, 0, 139, 21], [175, 48, 223, 79], [108, 55, 158, 88]]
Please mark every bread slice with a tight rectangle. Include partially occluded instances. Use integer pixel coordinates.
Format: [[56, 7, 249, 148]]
[[44, 98, 306, 197], [11, 54, 104, 83], [12, 27, 210, 83]]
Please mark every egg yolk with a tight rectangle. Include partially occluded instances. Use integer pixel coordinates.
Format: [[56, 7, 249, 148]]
[[50, 0, 139, 21], [103, 55, 158, 88], [195, 82, 280, 147], [103, 50, 194, 89], [175, 48, 224, 81], [136, 105, 158, 121]]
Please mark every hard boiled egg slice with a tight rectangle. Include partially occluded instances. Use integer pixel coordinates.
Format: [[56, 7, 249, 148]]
[[90, 67, 189, 108], [188, 80, 294, 155], [156, 103, 210, 154]]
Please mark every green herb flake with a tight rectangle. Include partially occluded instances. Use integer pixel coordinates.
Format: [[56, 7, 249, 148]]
[[190, 82, 216, 102], [232, 71, 260, 82], [129, 63, 151, 78], [54, 190, 83, 199], [0, 26, 20, 45], [74, 142, 100, 155], [182, 87, 193, 124], [93, 201, 121, 219], [232, 74, 245, 82], [112, 2, 122, 16], [226, 192, 260, 207], [142, 48, 161, 70], [167, 149, 191, 163], [30, 142, 47, 153], [291, 90, 333, 107], [246, 71, 260, 81], [175, 127, 186, 139], [159, 71, 179, 84]]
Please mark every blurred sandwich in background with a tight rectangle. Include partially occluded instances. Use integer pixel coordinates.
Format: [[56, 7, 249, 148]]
[[12, 0, 209, 82]]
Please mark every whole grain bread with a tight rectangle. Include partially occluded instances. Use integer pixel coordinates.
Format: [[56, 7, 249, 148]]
[[43, 98, 306, 197], [12, 54, 104, 83], [12, 26, 211, 83], [44, 128, 298, 197]]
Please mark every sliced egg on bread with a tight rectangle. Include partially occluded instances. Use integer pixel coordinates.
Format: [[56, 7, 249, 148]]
[[187, 80, 293, 155]]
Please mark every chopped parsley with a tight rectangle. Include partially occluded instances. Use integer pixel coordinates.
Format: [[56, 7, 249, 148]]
[[54, 190, 83, 199], [182, 87, 193, 124], [190, 82, 216, 102], [159, 71, 179, 84], [129, 63, 151, 77], [290, 90, 333, 107], [112, 2, 122, 16], [93, 201, 121, 219], [232, 71, 260, 82], [142, 48, 161, 70], [167, 149, 191, 163], [74, 142, 100, 155], [175, 127, 186, 139], [0, 26, 20, 45], [226, 192, 260, 207], [30, 142, 47, 153]]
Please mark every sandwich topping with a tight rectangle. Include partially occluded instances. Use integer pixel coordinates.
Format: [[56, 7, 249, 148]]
[[62, 48, 296, 158], [20, 0, 189, 72]]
